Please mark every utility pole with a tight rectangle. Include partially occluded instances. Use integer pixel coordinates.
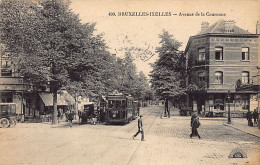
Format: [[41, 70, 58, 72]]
[[227, 90, 232, 124]]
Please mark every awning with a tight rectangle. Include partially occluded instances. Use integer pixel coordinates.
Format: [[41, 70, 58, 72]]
[[39, 93, 68, 106]]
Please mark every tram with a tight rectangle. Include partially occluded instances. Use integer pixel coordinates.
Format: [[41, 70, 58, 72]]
[[105, 93, 137, 124], [78, 102, 95, 124]]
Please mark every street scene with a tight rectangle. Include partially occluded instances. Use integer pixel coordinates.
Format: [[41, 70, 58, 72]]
[[0, 0, 260, 165], [0, 106, 260, 165]]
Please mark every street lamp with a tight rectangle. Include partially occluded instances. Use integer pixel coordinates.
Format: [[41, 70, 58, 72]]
[[226, 90, 232, 124]]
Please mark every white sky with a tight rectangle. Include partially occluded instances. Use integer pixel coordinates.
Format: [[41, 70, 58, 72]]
[[69, 0, 259, 78]]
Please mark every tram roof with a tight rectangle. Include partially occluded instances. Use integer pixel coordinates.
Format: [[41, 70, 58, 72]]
[[106, 95, 133, 100]]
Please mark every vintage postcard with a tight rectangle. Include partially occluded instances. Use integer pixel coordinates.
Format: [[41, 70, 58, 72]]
[[0, 0, 259, 165]]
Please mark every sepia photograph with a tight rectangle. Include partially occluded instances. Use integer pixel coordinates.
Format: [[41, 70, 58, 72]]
[[0, 0, 259, 164]]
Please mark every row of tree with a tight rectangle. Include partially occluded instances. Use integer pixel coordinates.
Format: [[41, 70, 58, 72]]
[[0, 0, 153, 124]]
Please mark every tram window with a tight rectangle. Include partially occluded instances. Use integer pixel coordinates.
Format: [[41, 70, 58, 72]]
[[108, 100, 116, 108], [122, 100, 126, 108], [116, 100, 121, 108]]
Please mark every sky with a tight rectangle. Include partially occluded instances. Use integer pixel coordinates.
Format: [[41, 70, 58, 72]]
[[69, 0, 259, 78]]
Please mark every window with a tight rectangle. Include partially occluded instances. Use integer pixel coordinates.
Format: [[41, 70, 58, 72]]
[[241, 99, 249, 110], [198, 72, 205, 83], [242, 71, 249, 84], [242, 47, 249, 60], [198, 48, 205, 62], [0, 53, 12, 76], [215, 47, 223, 60], [1, 92, 13, 103], [215, 71, 223, 84]]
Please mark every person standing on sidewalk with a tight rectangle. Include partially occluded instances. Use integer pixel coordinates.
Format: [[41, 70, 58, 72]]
[[246, 110, 253, 126], [252, 109, 259, 125], [190, 116, 201, 139], [57, 108, 61, 123], [68, 110, 74, 127], [132, 115, 145, 141]]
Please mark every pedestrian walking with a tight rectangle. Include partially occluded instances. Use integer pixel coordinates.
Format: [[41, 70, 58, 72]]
[[252, 109, 259, 125], [68, 110, 74, 127], [246, 110, 253, 126], [190, 115, 201, 139], [190, 113, 196, 127], [132, 115, 145, 141]]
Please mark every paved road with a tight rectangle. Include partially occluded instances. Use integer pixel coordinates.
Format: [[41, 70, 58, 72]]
[[0, 106, 259, 165]]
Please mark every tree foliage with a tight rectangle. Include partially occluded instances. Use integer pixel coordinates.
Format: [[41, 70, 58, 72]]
[[150, 30, 186, 99], [0, 0, 153, 123]]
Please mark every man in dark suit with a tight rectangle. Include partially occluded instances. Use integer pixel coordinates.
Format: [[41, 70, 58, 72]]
[[190, 115, 201, 139], [68, 110, 74, 127], [132, 115, 144, 141]]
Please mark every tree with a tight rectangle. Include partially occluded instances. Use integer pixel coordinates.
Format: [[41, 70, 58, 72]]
[[150, 30, 186, 117], [0, 0, 102, 124]]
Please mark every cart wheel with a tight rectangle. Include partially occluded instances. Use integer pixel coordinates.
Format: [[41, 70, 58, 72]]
[[0, 118, 10, 128], [9, 119, 17, 127]]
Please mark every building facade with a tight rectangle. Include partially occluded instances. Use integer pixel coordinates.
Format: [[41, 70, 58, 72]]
[[185, 20, 259, 117], [0, 49, 25, 116]]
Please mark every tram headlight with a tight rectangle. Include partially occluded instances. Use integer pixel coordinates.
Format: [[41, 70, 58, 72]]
[[112, 111, 118, 118]]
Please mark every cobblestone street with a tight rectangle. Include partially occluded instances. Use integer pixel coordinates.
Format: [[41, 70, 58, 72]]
[[0, 105, 259, 165]]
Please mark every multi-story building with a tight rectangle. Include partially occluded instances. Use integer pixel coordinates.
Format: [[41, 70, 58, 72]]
[[185, 20, 259, 117], [0, 49, 25, 116]]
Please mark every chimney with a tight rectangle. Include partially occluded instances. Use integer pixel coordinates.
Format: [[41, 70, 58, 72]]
[[224, 20, 235, 33], [201, 22, 209, 32]]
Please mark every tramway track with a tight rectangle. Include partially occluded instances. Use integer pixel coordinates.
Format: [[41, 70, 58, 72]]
[[126, 108, 160, 165], [88, 106, 161, 165]]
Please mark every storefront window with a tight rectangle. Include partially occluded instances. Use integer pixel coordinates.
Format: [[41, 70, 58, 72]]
[[214, 99, 224, 110], [241, 99, 249, 110]]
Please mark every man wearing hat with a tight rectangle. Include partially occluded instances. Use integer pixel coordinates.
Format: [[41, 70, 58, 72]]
[[132, 115, 145, 141], [190, 114, 201, 139]]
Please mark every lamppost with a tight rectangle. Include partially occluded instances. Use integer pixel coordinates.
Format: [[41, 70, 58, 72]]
[[226, 90, 232, 124]]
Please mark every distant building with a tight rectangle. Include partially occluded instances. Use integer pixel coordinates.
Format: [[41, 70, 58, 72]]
[[185, 20, 259, 117]]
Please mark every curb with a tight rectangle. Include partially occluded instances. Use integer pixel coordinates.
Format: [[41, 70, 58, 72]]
[[223, 123, 260, 138]]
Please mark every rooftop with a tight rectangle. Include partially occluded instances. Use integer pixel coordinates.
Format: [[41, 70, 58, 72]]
[[198, 19, 252, 35]]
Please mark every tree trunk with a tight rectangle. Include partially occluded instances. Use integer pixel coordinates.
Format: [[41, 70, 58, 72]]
[[74, 93, 77, 120], [52, 89, 58, 124], [164, 98, 169, 117]]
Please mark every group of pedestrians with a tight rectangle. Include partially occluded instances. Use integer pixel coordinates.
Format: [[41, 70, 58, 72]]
[[131, 112, 202, 141], [246, 109, 259, 126]]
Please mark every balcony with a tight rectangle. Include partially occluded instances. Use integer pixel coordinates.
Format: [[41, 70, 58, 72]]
[[207, 83, 236, 93], [0, 77, 24, 91]]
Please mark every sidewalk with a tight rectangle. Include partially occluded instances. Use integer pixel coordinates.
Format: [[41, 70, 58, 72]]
[[169, 107, 260, 138], [223, 118, 260, 138]]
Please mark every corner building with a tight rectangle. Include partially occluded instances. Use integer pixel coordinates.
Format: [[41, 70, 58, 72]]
[[185, 20, 259, 117], [0, 49, 25, 116]]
